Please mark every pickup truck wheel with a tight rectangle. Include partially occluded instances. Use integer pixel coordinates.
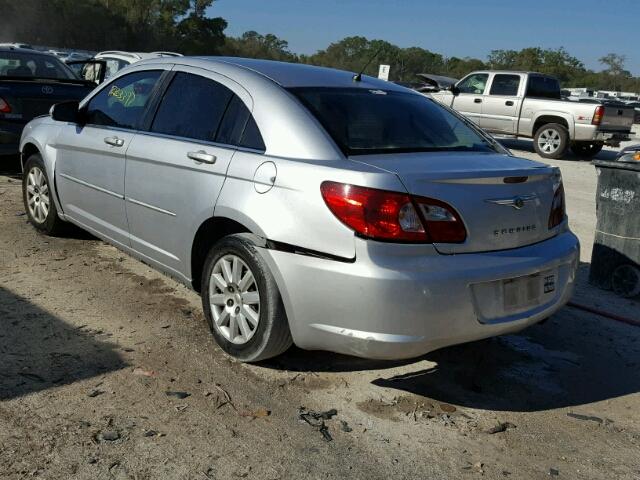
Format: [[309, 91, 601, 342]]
[[570, 141, 604, 158], [533, 123, 569, 159], [201, 234, 292, 362], [22, 153, 67, 235]]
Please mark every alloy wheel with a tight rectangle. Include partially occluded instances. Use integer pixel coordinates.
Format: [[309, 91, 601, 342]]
[[208, 254, 261, 344], [537, 129, 561, 154], [26, 166, 50, 224]]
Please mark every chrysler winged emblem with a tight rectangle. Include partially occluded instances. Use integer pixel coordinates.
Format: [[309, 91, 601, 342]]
[[41, 85, 54, 94], [485, 194, 537, 210]]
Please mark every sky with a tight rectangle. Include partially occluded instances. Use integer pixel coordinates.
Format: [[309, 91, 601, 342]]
[[208, 0, 640, 76]]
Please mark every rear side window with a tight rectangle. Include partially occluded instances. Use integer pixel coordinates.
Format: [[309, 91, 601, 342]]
[[86, 70, 162, 129], [216, 95, 250, 145], [238, 115, 265, 151], [151, 72, 233, 142], [103, 58, 128, 78], [489, 74, 521, 96], [216, 95, 265, 151], [526, 75, 561, 99]]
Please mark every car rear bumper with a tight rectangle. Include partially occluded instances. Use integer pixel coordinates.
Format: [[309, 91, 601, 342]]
[[575, 124, 633, 145], [0, 123, 23, 156], [259, 230, 579, 360]]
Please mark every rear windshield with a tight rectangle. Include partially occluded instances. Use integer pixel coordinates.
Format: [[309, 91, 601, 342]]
[[0, 51, 75, 80], [289, 87, 495, 156]]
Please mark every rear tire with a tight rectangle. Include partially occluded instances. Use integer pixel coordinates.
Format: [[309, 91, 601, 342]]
[[201, 234, 292, 362], [22, 153, 67, 235], [533, 123, 569, 159], [570, 141, 604, 158], [611, 264, 640, 298]]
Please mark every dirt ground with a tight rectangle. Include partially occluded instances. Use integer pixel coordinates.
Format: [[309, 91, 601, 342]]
[[1, 135, 639, 479]]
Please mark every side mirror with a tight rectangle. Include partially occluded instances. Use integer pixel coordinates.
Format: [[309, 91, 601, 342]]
[[449, 85, 460, 96], [51, 101, 82, 123]]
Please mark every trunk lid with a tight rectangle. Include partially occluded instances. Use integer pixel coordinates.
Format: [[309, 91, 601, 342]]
[[599, 104, 635, 131], [351, 152, 559, 254], [0, 79, 93, 124]]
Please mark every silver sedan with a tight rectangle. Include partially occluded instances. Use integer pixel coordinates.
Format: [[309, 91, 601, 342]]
[[19, 57, 579, 362]]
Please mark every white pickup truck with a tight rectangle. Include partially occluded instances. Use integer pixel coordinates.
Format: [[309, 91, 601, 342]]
[[428, 71, 635, 159]]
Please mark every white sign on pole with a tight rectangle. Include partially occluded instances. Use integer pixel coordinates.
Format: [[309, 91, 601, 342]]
[[378, 64, 390, 81]]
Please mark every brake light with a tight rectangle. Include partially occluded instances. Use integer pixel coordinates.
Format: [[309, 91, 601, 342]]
[[592, 105, 604, 125], [0, 97, 11, 113], [548, 183, 565, 229], [415, 198, 467, 243], [320, 181, 466, 243]]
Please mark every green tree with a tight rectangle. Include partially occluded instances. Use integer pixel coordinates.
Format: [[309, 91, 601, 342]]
[[302, 36, 454, 82], [599, 53, 629, 91], [223, 31, 297, 61]]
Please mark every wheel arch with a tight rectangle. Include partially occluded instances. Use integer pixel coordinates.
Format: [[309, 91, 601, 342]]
[[21, 142, 41, 172], [532, 114, 572, 137], [190, 216, 264, 293]]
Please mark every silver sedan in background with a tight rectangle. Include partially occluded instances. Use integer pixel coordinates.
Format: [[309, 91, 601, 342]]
[[19, 57, 579, 362]]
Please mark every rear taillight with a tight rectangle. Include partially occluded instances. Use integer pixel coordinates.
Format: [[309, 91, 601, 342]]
[[320, 181, 466, 243], [0, 97, 11, 114], [548, 183, 565, 229], [415, 198, 467, 243], [592, 105, 604, 125]]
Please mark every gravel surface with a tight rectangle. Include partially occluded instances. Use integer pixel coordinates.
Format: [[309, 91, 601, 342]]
[[0, 135, 638, 479]]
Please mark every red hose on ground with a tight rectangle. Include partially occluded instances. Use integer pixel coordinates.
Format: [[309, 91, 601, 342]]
[[568, 301, 640, 327]]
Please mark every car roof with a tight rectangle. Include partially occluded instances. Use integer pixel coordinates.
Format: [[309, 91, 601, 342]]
[[468, 70, 558, 77], [0, 46, 56, 57], [136, 56, 407, 91], [96, 51, 182, 61]]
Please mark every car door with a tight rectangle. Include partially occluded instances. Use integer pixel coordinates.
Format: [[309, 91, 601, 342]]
[[55, 69, 164, 247], [480, 73, 523, 134], [124, 67, 257, 278], [451, 73, 488, 125]]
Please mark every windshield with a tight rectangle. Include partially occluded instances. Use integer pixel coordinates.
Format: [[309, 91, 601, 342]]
[[0, 51, 76, 80], [289, 87, 495, 156]]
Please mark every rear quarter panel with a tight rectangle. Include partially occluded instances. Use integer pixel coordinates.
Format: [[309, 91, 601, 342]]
[[519, 98, 578, 138], [215, 152, 408, 260]]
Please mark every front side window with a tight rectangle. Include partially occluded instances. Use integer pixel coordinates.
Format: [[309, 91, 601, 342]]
[[150, 72, 233, 142], [490, 74, 521, 96], [85, 70, 161, 129], [290, 87, 495, 156], [457, 73, 489, 94]]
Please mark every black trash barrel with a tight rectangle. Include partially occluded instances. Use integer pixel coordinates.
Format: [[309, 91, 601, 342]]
[[589, 158, 640, 297]]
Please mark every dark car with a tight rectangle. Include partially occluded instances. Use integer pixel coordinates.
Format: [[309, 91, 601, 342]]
[[0, 47, 96, 158]]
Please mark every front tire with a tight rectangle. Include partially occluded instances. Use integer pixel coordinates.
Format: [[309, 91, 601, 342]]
[[533, 123, 569, 159], [201, 234, 292, 362], [570, 141, 604, 158], [22, 153, 67, 235]]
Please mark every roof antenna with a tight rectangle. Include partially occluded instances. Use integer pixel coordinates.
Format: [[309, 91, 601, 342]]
[[353, 45, 384, 82]]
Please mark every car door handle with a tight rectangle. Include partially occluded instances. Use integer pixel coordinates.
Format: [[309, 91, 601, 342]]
[[104, 136, 124, 147], [474, 98, 482, 104], [505, 100, 514, 106], [187, 150, 216, 164]]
